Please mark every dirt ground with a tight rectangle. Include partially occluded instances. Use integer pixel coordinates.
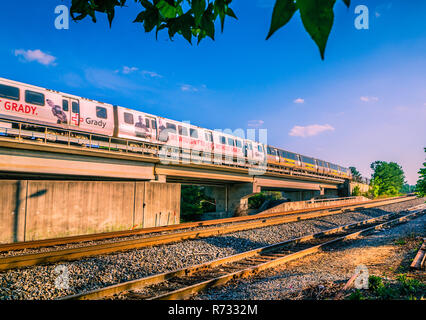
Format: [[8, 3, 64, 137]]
[[194, 210, 426, 300], [267, 213, 426, 299]]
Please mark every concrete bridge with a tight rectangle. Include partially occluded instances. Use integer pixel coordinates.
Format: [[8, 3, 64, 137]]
[[0, 137, 364, 243]]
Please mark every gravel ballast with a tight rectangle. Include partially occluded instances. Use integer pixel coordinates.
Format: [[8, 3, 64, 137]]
[[0, 197, 424, 300]]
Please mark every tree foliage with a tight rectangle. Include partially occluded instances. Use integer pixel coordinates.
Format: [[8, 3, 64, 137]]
[[349, 166, 361, 181], [180, 185, 215, 221], [370, 161, 405, 197], [69, 0, 351, 59], [351, 185, 361, 196], [415, 148, 426, 197]]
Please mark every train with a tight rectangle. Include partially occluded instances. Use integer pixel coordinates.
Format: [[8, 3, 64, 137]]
[[0, 77, 352, 179]]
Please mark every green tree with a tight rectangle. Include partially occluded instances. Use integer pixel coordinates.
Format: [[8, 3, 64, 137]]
[[415, 148, 426, 197], [69, 0, 351, 59], [180, 185, 215, 221], [349, 166, 362, 181], [370, 161, 405, 197], [400, 184, 415, 194]]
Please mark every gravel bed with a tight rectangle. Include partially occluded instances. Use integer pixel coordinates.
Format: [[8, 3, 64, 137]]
[[0, 197, 417, 258], [0, 197, 423, 300], [193, 203, 426, 300]]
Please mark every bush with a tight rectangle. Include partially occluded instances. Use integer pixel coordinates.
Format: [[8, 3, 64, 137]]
[[248, 191, 283, 209], [352, 185, 361, 196], [180, 185, 216, 221]]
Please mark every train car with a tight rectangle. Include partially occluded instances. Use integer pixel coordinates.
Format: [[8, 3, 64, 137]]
[[244, 140, 266, 165], [338, 166, 351, 179], [114, 106, 158, 142], [0, 77, 114, 136], [211, 130, 244, 165], [315, 159, 329, 175], [0, 77, 353, 180], [277, 149, 301, 168], [300, 154, 317, 172], [327, 162, 340, 176], [266, 145, 280, 166]]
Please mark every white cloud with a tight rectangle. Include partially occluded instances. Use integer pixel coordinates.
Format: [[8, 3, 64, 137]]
[[14, 49, 56, 66], [289, 124, 335, 138], [360, 96, 379, 102], [181, 84, 197, 92], [293, 98, 305, 104], [121, 66, 139, 74], [142, 70, 163, 78]]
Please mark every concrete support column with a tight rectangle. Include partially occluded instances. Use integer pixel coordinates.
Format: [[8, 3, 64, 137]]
[[204, 186, 227, 212], [205, 183, 257, 216], [228, 183, 257, 215]]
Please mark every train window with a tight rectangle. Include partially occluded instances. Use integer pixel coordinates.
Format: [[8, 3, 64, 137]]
[[72, 101, 80, 114], [96, 106, 107, 119], [329, 163, 338, 170], [145, 119, 150, 128], [178, 126, 188, 136], [0, 84, 20, 100], [247, 143, 252, 150], [124, 112, 134, 124], [301, 156, 315, 165], [25, 90, 45, 106], [205, 132, 213, 142], [267, 147, 277, 156], [151, 119, 157, 129], [190, 128, 198, 138], [286, 152, 297, 160], [227, 138, 234, 146], [220, 136, 226, 144], [166, 123, 177, 133], [258, 145, 263, 152], [62, 100, 69, 112], [235, 140, 242, 148]]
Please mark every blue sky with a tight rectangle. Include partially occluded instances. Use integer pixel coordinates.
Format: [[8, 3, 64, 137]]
[[0, 0, 425, 184]]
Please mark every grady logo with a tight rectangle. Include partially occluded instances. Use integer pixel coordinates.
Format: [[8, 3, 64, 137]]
[[85, 117, 106, 129], [3, 100, 37, 115]]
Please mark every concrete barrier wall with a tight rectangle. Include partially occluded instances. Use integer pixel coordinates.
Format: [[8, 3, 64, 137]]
[[0, 180, 181, 243], [350, 182, 370, 194], [260, 196, 369, 215]]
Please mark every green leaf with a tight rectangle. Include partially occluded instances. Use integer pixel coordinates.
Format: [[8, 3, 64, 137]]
[[192, 0, 206, 26], [297, 0, 336, 60], [226, 7, 237, 19], [201, 3, 215, 40], [156, 0, 177, 18], [266, 0, 297, 40]]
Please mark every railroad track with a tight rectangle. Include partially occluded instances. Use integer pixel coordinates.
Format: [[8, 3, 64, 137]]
[[0, 196, 400, 253], [0, 196, 416, 272], [62, 203, 426, 300], [410, 238, 426, 270]]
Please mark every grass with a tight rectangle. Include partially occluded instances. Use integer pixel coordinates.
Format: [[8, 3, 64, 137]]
[[347, 274, 425, 300]]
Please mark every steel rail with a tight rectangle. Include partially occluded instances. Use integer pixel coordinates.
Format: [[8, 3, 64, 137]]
[[410, 238, 426, 270], [62, 205, 425, 300], [0, 195, 413, 253], [0, 197, 414, 272]]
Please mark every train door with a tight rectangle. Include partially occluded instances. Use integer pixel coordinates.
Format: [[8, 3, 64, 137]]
[[62, 97, 80, 127], [146, 116, 157, 141], [244, 141, 253, 159]]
